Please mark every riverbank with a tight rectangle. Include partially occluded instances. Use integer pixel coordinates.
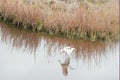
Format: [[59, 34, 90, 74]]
[[0, 0, 119, 42]]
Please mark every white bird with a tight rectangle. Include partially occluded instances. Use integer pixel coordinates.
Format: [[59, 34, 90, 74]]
[[60, 46, 75, 55], [59, 46, 75, 64], [58, 46, 75, 76]]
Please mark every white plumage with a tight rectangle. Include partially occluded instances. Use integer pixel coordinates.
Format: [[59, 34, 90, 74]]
[[59, 46, 75, 67], [60, 46, 75, 55]]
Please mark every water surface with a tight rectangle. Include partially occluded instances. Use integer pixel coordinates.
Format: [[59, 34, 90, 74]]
[[0, 22, 119, 80]]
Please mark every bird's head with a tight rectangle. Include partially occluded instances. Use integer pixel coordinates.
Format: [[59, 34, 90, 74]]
[[71, 48, 75, 51]]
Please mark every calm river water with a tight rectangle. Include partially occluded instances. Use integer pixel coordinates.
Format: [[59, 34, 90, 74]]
[[0, 22, 119, 80]]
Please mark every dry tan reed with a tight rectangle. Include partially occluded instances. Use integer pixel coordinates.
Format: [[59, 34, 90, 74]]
[[0, 0, 119, 41]]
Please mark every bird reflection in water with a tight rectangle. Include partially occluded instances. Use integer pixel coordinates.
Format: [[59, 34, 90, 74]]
[[59, 46, 75, 76]]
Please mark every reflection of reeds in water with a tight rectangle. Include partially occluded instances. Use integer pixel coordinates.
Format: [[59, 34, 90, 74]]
[[0, 21, 117, 63], [0, 22, 41, 53], [43, 35, 116, 63]]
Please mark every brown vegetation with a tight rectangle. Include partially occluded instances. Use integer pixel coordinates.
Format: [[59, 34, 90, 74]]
[[0, 0, 119, 41]]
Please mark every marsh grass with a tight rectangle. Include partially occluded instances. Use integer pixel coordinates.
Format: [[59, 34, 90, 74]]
[[0, 0, 119, 42]]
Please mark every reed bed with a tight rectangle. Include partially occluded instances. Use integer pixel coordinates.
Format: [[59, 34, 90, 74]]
[[0, 0, 119, 42]]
